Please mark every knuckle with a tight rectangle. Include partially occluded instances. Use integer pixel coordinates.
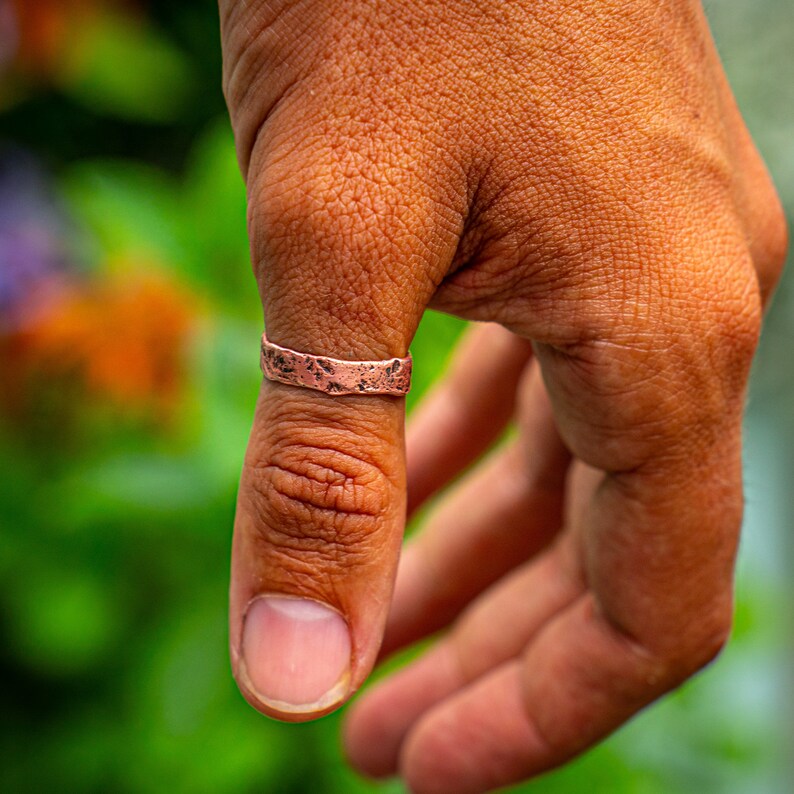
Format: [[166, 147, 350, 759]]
[[536, 251, 763, 472], [599, 599, 732, 695], [759, 193, 790, 279], [747, 173, 789, 291], [701, 263, 763, 383], [662, 606, 733, 683], [535, 338, 706, 471], [244, 431, 395, 563], [259, 445, 387, 518], [691, 613, 733, 669]]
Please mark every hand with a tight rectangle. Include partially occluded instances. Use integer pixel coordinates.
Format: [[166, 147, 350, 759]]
[[219, 0, 787, 791]]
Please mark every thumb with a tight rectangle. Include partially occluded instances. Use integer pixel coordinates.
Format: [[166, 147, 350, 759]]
[[230, 131, 464, 721]]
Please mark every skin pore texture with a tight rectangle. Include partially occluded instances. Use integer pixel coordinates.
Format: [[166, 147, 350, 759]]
[[219, 1, 788, 792]]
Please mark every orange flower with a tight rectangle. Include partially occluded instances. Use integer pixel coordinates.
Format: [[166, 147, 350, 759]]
[[9, 0, 93, 76], [1, 270, 197, 422]]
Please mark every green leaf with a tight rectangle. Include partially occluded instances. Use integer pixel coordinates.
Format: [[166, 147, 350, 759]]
[[60, 159, 185, 267], [5, 565, 120, 676], [180, 119, 254, 309], [59, 11, 193, 123]]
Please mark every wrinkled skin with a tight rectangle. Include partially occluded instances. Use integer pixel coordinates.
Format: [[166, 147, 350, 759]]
[[219, 1, 787, 792]]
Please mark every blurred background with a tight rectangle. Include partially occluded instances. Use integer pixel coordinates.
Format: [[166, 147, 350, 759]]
[[0, 0, 791, 792]]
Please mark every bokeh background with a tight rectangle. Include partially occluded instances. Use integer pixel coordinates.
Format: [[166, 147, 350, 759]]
[[0, 1, 792, 792]]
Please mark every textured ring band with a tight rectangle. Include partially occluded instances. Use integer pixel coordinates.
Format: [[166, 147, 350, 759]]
[[260, 332, 412, 396]]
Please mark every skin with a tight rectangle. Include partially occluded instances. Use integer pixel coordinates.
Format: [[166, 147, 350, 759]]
[[219, 1, 788, 792]]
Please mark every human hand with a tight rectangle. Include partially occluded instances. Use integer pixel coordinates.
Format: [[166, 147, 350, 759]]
[[219, 0, 787, 790]]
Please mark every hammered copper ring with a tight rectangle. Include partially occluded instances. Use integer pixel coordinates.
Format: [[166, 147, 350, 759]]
[[260, 332, 412, 396]]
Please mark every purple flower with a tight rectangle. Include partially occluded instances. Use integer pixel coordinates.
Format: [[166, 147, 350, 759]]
[[0, 147, 75, 332]]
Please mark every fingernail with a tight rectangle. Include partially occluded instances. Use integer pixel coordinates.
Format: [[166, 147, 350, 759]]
[[240, 595, 351, 715]]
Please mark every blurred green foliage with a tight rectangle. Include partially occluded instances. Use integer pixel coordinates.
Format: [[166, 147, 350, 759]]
[[0, 1, 792, 792]]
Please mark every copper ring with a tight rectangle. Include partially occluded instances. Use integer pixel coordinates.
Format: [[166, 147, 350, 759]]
[[260, 332, 412, 396]]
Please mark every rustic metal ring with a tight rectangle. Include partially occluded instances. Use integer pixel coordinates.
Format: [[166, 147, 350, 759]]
[[260, 332, 412, 396]]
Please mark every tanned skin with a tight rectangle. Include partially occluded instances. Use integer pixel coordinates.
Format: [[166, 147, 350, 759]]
[[219, 2, 787, 792]]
